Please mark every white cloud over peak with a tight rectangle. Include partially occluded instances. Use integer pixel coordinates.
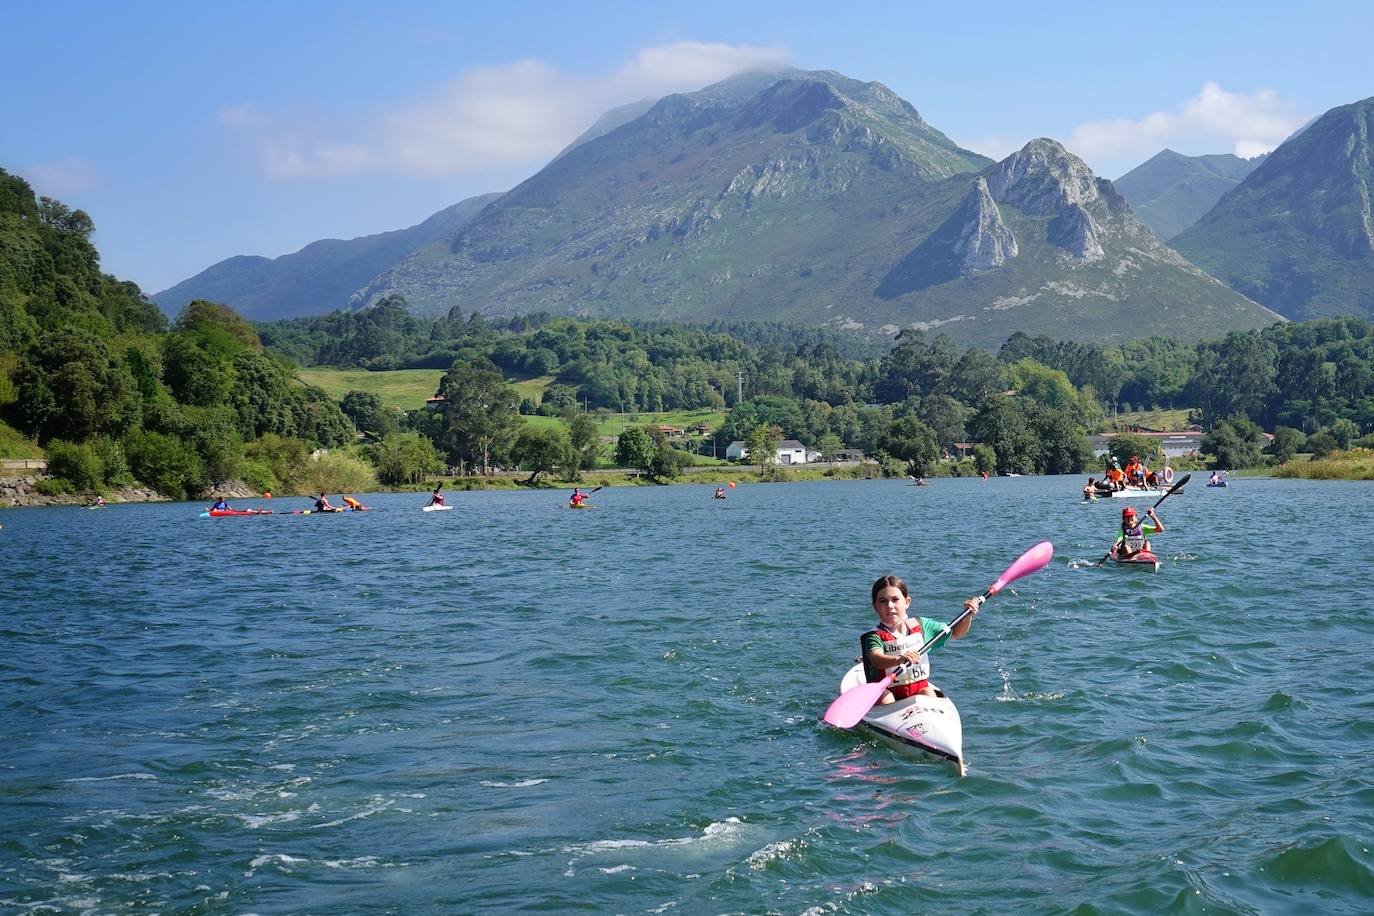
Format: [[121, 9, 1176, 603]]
[[1063, 82, 1309, 169], [227, 41, 789, 181]]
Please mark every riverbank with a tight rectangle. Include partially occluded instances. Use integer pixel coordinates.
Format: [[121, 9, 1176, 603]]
[[0, 473, 171, 508], [1273, 447, 1374, 480]]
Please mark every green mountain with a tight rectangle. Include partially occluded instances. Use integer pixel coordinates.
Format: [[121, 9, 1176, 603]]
[[1114, 149, 1265, 240], [1171, 97, 1374, 321], [351, 71, 1275, 347], [152, 193, 500, 320]]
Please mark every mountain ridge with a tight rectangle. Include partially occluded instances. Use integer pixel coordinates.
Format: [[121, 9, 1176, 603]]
[[1114, 148, 1265, 241], [1171, 96, 1374, 321], [151, 192, 501, 320]]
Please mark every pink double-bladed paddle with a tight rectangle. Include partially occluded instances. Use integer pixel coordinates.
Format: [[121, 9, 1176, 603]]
[[822, 541, 1054, 728]]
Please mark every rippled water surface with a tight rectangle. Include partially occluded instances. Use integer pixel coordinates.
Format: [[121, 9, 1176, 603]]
[[3, 477, 1374, 913]]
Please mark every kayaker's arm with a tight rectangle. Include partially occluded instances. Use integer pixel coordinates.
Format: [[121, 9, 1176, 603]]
[[949, 596, 982, 639], [867, 646, 911, 671], [1146, 508, 1163, 533]]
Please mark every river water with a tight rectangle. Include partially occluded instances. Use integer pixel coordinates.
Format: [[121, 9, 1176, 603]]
[[2, 476, 1372, 913]]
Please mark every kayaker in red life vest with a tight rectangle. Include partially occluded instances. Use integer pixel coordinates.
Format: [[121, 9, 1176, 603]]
[[1112, 506, 1163, 559], [569, 487, 587, 507], [862, 576, 983, 704], [425, 483, 445, 507]]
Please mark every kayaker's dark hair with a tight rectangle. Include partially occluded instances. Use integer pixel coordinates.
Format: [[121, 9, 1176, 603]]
[[871, 575, 910, 605]]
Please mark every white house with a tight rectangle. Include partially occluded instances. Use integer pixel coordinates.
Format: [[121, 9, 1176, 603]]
[[726, 439, 812, 465]]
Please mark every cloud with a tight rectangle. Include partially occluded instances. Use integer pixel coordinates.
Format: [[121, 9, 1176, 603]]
[[226, 41, 789, 181], [1063, 82, 1309, 167], [23, 157, 101, 196]]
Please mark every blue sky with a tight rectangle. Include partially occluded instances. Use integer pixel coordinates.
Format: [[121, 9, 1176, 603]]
[[3, 1, 1371, 295]]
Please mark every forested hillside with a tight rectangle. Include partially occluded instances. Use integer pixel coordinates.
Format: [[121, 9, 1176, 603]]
[[0, 168, 356, 499], [6, 163, 1374, 499]]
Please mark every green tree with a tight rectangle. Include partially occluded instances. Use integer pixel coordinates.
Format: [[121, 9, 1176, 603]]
[[1268, 426, 1303, 463], [1305, 429, 1338, 458], [434, 357, 521, 474], [817, 432, 844, 462], [15, 328, 141, 443], [1330, 417, 1359, 450], [162, 333, 232, 407], [972, 444, 996, 475], [44, 439, 104, 491], [614, 426, 656, 474], [124, 429, 205, 499], [1202, 415, 1266, 469], [566, 413, 601, 473], [340, 389, 396, 440], [371, 431, 443, 485], [745, 424, 778, 474], [882, 416, 940, 477], [512, 426, 576, 482]]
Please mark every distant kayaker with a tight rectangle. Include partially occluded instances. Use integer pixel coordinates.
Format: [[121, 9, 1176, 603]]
[[314, 493, 337, 512], [980, 471, 989, 482], [569, 487, 587, 507], [425, 483, 445, 508], [1112, 506, 1162, 560], [863, 576, 983, 705], [94, 495, 105, 507], [342, 495, 367, 510], [714, 486, 726, 499], [1209, 471, 1223, 486], [210, 497, 230, 511]]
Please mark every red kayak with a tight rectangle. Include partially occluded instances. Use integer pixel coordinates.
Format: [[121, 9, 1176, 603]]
[[1108, 548, 1159, 572], [205, 509, 273, 517]]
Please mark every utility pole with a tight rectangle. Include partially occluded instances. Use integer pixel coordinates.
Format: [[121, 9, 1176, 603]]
[[736, 370, 744, 405]]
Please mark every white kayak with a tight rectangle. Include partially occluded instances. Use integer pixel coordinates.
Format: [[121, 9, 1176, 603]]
[[421, 504, 453, 512], [837, 663, 966, 775]]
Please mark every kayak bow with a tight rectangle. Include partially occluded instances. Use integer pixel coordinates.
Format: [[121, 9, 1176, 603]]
[[837, 663, 965, 774]]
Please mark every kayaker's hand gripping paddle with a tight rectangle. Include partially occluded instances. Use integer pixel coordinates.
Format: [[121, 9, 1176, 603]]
[[822, 541, 1054, 729]]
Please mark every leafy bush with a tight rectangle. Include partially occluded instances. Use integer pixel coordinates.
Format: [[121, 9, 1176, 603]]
[[124, 429, 205, 499], [34, 477, 75, 495], [370, 432, 443, 485], [43, 439, 104, 491], [292, 450, 376, 496]]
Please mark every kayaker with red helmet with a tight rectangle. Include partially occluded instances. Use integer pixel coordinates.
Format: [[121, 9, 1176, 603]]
[[862, 576, 983, 704], [1112, 506, 1163, 559]]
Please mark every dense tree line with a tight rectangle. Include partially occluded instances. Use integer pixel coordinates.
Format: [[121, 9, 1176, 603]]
[[1, 169, 356, 498], [9, 163, 1374, 495]]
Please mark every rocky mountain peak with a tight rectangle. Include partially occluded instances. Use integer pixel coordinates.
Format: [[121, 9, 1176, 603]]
[[953, 177, 1018, 273], [734, 78, 848, 133], [985, 138, 1103, 214]]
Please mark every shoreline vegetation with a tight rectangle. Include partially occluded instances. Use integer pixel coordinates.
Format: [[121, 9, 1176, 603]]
[[1273, 448, 1374, 480], [7, 168, 1374, 516], [8, 448, 1374, 510]]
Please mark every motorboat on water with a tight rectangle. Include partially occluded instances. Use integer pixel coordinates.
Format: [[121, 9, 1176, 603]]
[[836, 663, 965, 775]]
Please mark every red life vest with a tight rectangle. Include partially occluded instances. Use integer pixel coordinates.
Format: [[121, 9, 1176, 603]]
[[866, 622, 931, 699]]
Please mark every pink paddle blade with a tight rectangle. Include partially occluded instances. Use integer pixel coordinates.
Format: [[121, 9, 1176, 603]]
[[987, 541, 1054, 596], [822, 675, 893, 728]]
